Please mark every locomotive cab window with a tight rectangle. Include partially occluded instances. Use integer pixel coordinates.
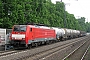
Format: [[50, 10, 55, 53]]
[[13, 25, 26, 32], [13, 26, 19, 31], [20, 26, 26, 32]]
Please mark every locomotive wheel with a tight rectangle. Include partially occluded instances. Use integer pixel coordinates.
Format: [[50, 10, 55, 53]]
[[35, 43, 38, 47], [46, 41, 50, 45], [28, 44, 32, 49]]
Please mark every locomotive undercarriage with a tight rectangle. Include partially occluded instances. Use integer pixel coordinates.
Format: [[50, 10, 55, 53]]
[[10, 40, 26, 48], [27, 40, 57, 49]]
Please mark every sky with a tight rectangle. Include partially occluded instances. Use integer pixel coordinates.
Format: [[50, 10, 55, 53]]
[[51, 0, 90, 22]]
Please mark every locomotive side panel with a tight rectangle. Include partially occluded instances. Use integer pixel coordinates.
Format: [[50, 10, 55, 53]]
[[27, 26, 56, 44]]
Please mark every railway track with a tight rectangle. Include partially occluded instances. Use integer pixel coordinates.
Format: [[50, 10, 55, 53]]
[[25, 37, 88, 60], [81, 45, 90, 60], [0, 36, 87, 60], [0, 48, 27, 59], [0, 51, 17, 57], [62, 37, 90, 60]]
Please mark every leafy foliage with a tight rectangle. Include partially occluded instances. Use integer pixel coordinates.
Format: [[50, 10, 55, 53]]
[[0, 0, 90, 32]]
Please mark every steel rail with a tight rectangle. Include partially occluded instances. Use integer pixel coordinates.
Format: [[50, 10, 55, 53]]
[[80, 45, 90, 60]]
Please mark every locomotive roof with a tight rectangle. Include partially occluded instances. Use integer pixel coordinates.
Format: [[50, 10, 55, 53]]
[[13, 25, 52, 29]]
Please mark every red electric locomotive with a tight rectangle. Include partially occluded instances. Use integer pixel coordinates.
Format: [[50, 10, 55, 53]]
[[10, 25, 56, 48]]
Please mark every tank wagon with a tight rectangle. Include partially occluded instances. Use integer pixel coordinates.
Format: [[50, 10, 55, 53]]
[[79, 31, 86, 37], [51, 27, 65, 41], [9, 24, 86, 48], [51, 28, 80, 41], [63, 29, 80, 39]]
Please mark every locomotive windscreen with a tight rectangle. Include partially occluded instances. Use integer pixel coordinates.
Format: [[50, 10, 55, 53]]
[[13, 25, 26, 32]]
